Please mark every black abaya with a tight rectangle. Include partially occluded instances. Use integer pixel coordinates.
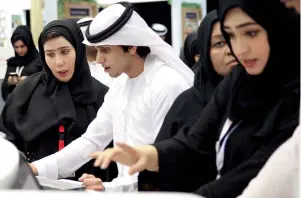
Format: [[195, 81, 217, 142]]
[[153, 1, 300, 197], [0, 20, 117, 181]]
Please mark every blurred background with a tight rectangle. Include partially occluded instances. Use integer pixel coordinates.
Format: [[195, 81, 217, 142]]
[[0, 0, 218, 109]]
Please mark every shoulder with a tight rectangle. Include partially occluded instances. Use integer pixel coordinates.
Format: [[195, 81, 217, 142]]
[[171, 87, 205, 111], [91, 77, 109, 93], [14, 72, 42, 92], [27, 55, 42, 68], [168, 87, 199, 110], [6, 57, 17, 66], [6, 57, 14, 62], [149, 64, 190, 93], [147, 66, 191, 105], [171, 87, 195, 103], [5, 72, 42, 102]]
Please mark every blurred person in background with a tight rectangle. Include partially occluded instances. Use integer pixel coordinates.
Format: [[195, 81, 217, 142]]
[[2, 25, 42, 101]]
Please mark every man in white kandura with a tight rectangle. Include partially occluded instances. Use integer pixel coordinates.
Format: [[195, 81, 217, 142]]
[[30, 2, 194, 192]]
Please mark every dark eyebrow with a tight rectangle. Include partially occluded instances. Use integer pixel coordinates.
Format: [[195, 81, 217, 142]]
[[14, 44, 25, 47], [224, 22, 257, 30], [45, 46, 70, 52], [212, 34, 224, 40], [96, 46, 109, 50]]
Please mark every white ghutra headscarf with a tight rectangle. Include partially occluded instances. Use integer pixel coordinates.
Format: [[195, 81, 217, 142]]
[[83, 2, 194, 86], [77, 17, 94, 38]]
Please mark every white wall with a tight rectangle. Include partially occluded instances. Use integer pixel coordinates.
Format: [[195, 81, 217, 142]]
[[43, 0, 58, 26]]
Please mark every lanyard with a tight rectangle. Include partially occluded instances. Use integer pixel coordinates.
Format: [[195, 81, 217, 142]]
[[58, 125, 65, 151]]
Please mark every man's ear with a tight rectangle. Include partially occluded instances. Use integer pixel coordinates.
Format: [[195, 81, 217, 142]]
[[128, 46, 137, 55]]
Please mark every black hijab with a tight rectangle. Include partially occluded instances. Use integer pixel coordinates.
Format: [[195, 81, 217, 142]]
[[39, 20, 97, 105], [7, 25, 38, 66], [181, 32, 198, 68], [0, 20, 101, 143], [192, 10, 224, 105], [218, 0, 300, 122]]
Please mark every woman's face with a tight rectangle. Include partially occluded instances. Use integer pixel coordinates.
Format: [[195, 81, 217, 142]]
[[44, 36, 76, 82], [210, 22, 237, 76], [223, 7, 270, 75], [14, 40, 28, 57]]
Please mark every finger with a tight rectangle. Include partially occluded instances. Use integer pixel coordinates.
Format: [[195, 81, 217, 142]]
[[82, 178, 102, 186], [86, 185, 104, 191], [129, 158, 147, 175], [89, 151, 107, 167], [79, 173, 95, 181], [101, 149, 121, 169], [116, 142, 138, 157], [94, 154, 105, 167], [89, 152, 102, 159]]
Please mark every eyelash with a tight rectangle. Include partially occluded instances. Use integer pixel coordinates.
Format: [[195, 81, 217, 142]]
[[61, 50, 69, 55], [100, 49, 108, 53], [213, 41, 226, 48], [46, 50, 69, 57], [226, 30, 260, 38], [47, 53, 54, 58], [245, 30, 259, 37]]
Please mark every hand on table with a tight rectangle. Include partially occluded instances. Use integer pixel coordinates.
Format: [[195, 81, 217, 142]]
[[79, 173, 104, 191]]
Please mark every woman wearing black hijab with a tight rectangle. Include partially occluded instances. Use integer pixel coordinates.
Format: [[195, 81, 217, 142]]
[[138, 10, 237, 191], [0, 20, 117, 181], [180, 32, 198, 69], [2, 25, 42, 101], [155, 10, 237, 145], [89, 0, 300, 197]]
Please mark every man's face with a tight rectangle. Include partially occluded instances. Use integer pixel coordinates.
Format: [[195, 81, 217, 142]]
[[95, 45, 130, 78]]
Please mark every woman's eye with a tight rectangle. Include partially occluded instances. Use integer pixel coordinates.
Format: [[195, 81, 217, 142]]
[[47, 53, 54, 58], [62, 50, 69, 55], [213, 41, 226, 48], [246, 30, 259, 37]]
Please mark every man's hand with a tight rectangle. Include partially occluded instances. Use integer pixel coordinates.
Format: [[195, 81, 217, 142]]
[[89, 142, 159, 175], [79, 173, 104, 191]]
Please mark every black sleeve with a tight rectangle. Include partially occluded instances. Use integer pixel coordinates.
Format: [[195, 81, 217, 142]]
[[22, 57, 43, 76], [153, 76, 231, 192], [139, 119, 200, 191], [0, 73, 41, 151], [195, 95, 300, 198], [1, 66, 15, 102], [195, 114, 298, 198]]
